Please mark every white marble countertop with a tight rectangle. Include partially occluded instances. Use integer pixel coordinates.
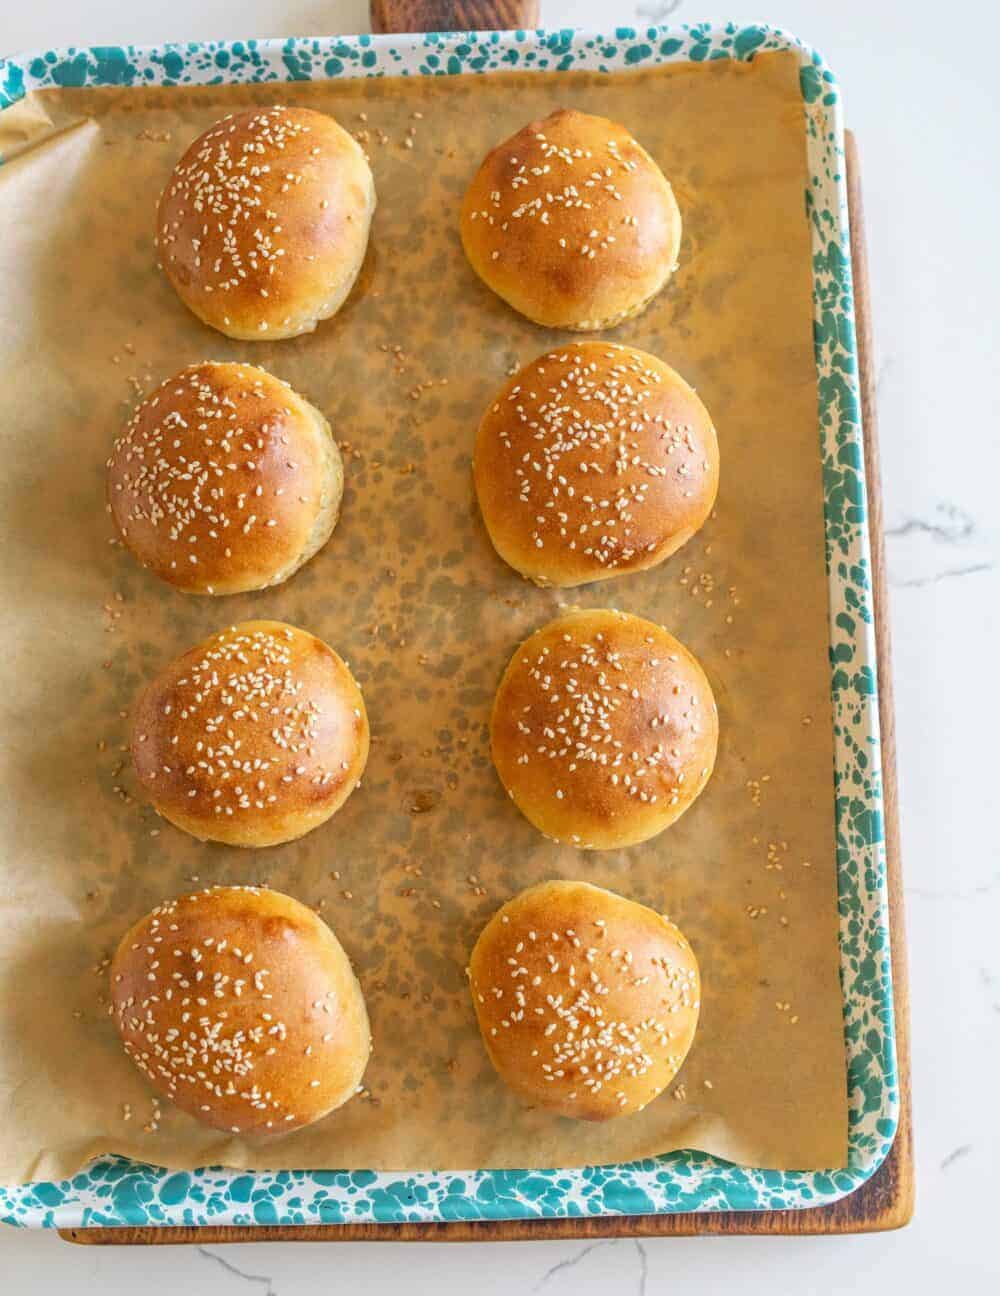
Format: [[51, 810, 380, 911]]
[[2, 0, 997, 1291]]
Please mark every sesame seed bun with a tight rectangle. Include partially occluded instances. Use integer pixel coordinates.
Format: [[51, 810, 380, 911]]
[[468, 880, 700, 1120], [131, 621, 369, 848], [110, 886, 371, 1135], [491, 609, 717, 850], [107, 362, 343, 596], [460, 109, 681, 330], [474, 342, 718, 587], [156, 106, 375, 340]]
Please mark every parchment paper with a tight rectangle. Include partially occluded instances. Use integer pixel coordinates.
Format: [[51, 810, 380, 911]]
[[0, 51, 848, 1183]]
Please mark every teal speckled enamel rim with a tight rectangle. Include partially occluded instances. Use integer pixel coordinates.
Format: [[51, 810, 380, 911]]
[[0, 23, 897, 1229]]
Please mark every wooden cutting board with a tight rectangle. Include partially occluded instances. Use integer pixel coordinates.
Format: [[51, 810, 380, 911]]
[[59, 2, 913, 1242]]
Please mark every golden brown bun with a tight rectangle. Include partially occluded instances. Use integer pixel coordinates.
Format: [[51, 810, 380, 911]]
[[491, 609, 717, 849], [107, 362, 343, 596], [460, 109, 681, 330], [110, 886, 370, 1134], [474, 342, 718, 587], [156, 107, 375, 340], [469, 880, 700, 1120], [131, 621, 369, 847]]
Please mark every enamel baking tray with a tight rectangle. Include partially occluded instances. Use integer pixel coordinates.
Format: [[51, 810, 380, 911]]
[[0, 22, 898, 1230]]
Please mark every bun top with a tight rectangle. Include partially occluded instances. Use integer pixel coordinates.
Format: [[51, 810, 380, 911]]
[[156, 106, 374, 339], [490, 609, 718, 849], [468, 880, 700, 1120], [460, 109, 681, 329], [110, 885, 371, 1134], [474, 342, 718, 587], [131, 621, 369, 847], [107, 362, 338, 595]]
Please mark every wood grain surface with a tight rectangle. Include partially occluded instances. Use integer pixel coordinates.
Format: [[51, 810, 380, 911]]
[[371, 1, 539, 33], [57, 131, 913, 1247]]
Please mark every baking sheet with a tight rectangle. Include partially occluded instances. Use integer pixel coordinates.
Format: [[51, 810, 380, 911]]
[[0, 50, 847, 1182]]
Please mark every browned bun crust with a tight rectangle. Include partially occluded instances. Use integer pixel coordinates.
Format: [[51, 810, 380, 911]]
[[460, 109, 681, 330], [474, 342, 718, 587], [107, 362, 342, 596], [131, 620, 369, 847], [468, 880, 700, 1120], [156, 106, 375, 340], [110, 886, 371, 1134], [490, 609, 717, 849]]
